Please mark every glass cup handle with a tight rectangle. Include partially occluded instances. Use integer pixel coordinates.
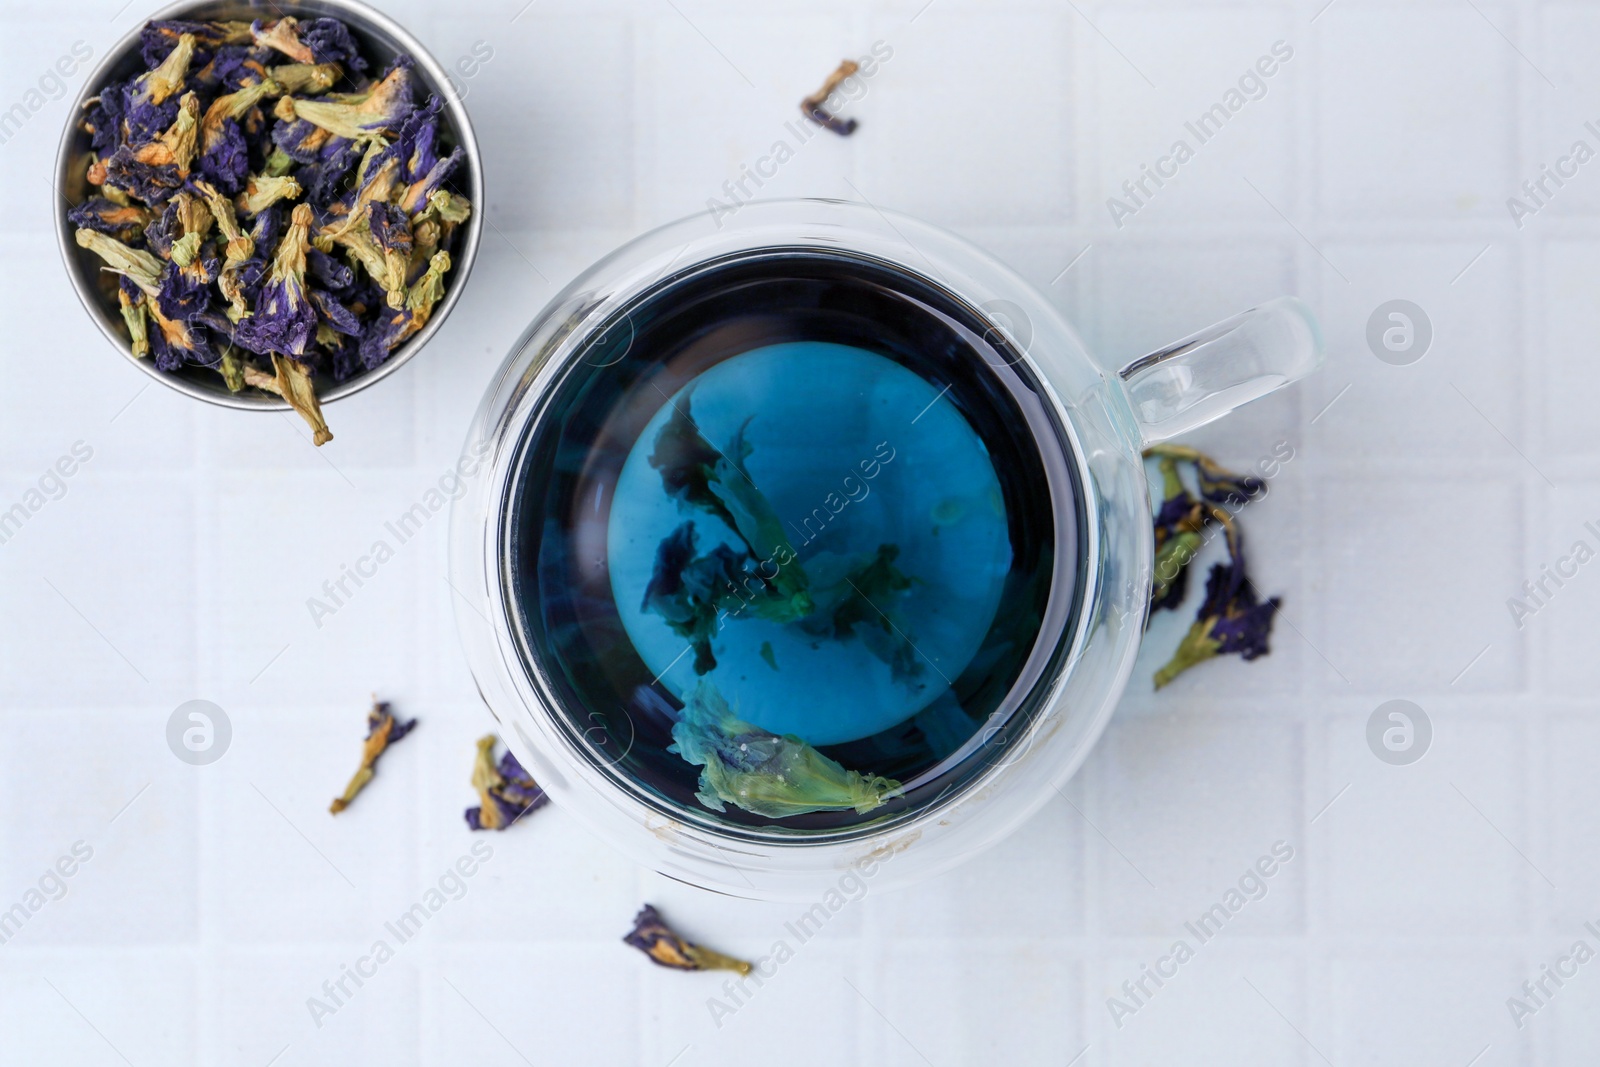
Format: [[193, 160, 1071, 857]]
[[1116, 296, 1324, 446]]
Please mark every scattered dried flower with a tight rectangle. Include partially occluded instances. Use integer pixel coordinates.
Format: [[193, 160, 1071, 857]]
[[329, 698, 416, 814], [1144, 445, 1279, 688], [463, 735, 550, 831], [801, 59, 861, 135], [622, 905, 753, 976]]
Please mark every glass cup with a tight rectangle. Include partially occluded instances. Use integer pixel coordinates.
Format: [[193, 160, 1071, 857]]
[[448, 199, 1322, 900]]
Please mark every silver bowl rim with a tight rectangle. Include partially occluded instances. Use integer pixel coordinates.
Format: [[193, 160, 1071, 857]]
[[52, 0, 485, 410]]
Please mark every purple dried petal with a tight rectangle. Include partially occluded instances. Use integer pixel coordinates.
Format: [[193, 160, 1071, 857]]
[[366, 201, 411, 255], [249, 203, 284, 251], [104, 146, 183, 204], [307, 246, 354, 290], [149, 313, 218, 371], [497, 749, 530, 782], [197, 117, 250, 193], [300, 18, 366, 72], [66, 197, 150, 241], [622, 905, 752, 975], [298, 138, 363, 206], [392, 95, 442, 183], [270, 113, 329, 163], [328, 331, 363, 381], [234, 280, 315, 355], [157, 262, 213, 320], [397, 144, 463, 214], [83, 86, 127, 156], [358, 306, 411, 370], [310, 289, 362, 336], [203, 45, 275, 92], [119, 84, 179, 144]]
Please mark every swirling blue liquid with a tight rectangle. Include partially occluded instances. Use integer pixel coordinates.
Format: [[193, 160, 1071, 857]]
[[506, 250, 1079, 830]]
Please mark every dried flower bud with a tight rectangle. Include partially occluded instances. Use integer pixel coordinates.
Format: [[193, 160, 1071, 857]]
[[623, 905, 753, 976], [800, 59, 861, 136], [671, 682, 902, 818], [1142, 445, 1280, 688], [274, 57, 414, 141], [135, 32, 196, 106], [329, 699, 413, 813], [251, 17, 314, 64], [118, 285, 150, 358], [191, 179, 253, 265], [464, 735, 550, 831], [273, 352, 332, 445], [67, 198, 153, 242], [75, 228, 164, 295], [235, 173, 303, 215], [268, 62, 342, 96]]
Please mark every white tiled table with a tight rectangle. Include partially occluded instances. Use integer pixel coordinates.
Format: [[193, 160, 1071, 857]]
[[2, 1, 1596, 1063]]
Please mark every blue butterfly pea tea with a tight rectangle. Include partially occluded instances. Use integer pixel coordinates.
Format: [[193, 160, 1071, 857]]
[[506, 251, 1082, 829]]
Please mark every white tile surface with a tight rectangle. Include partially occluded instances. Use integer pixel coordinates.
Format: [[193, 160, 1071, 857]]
[[6, 0, 1596, 1064]]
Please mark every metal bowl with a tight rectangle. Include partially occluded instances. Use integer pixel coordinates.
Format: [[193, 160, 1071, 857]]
[[53, 0, 484, 409]]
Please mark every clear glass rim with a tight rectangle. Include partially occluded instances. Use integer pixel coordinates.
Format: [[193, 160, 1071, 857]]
[[493, 241, 1094, 846], [450, 198, 1152, 898]]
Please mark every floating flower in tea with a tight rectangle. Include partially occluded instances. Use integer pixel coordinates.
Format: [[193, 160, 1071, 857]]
[[670, 682, 903, 818], [611, 342, 1010, 754]]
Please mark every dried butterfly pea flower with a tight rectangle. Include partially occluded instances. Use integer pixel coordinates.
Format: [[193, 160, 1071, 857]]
[[319, 203, 408, 308], [296, 138, 365, 206], [1146, 443, 1266, 507], [251, 17, 315, 64], [190, 179, 253, 265], [235, 173, 302, 215], [1152, 509, 1279, 689], [165, 191, 214, 270], [134, 31, 196, 107], [670, 682, 902, 818], [1142, 445, 1280, 688], [70, 14, 474, 440], [800, 59, 860, 136], [367, 201, 412, 260], [272, 353, 332, 445], [310, 288, 362, 337], [299, 18, 367, 72], [140, 19, 252, 68], [234, 201, 316, 358], [66, 198, 153, 241], [274, 57, 414, 142], [268, 62, 342, 97], [192, 45, 263, 92], [1148, 453, 1205, 611], [157, 260, 215, 321], [148, 303, 218, 371], [463, 735, 550, 831], [404, 250, 450, 330], [623, 905, 753, 976], [199, 76, 283, 192], [117, 280, 150, 359], [307, 245, 354, 290], [74, 228, 164, 294], [102, 90, 199, 204], [329, 699, 415, 813]]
